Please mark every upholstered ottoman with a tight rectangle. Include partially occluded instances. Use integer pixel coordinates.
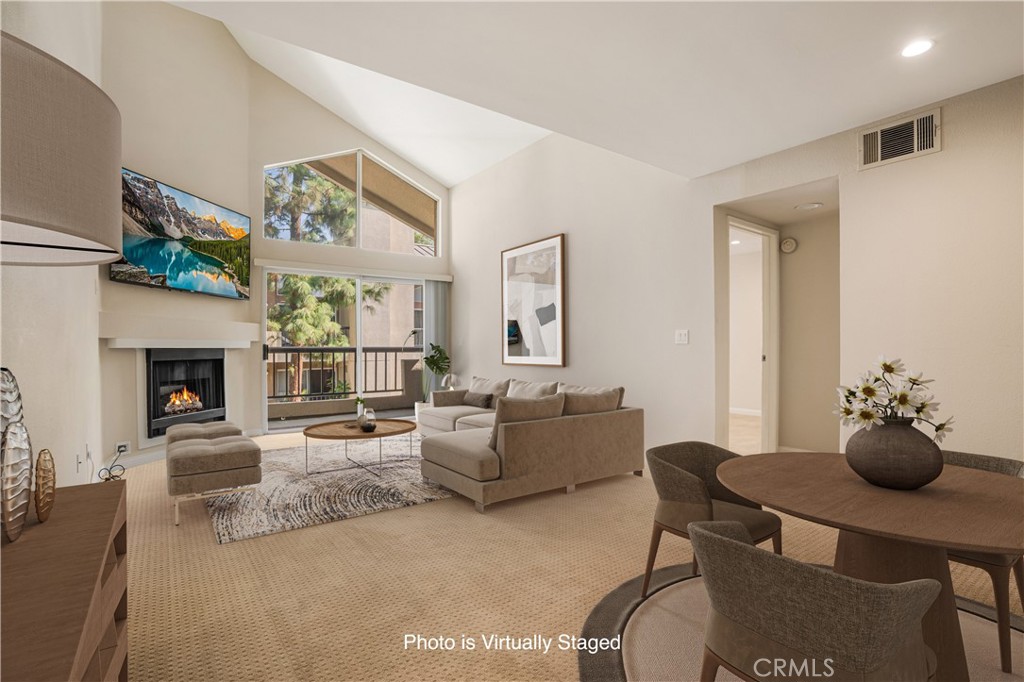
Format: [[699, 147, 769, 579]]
[[167, 433, 261, 525], [166, 421, 242, 445]]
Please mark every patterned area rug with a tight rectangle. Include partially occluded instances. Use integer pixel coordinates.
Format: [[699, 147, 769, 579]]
[[206, 434, 453, 543]]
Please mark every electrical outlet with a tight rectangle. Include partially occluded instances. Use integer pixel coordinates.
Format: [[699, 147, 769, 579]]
[[674, 329, 689, 345], [115, 441, 130, 457]]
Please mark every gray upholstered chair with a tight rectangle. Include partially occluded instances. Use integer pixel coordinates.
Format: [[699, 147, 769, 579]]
[[641, 442, 781, 598], [942, 450, 1024, 673], [689, 521, 940, 682]]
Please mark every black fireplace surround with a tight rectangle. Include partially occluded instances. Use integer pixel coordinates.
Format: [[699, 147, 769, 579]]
[[146, 348, 226, 438]]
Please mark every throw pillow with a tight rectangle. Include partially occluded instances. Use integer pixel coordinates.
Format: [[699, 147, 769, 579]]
[[462, 391, 492, 409], [489, 394, 566, 450], [470, 376, 511, 398], [557, 383, 626, 409], [506, 379, 559, 399], [561, 390, 620, 416], [431, 389, 468, 407]]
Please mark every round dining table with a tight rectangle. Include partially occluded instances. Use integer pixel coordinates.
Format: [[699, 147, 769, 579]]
[[717, 452, 1024, 682]]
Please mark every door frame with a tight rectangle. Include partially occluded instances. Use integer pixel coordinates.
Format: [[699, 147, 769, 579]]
[[726, 216, 780, 453]]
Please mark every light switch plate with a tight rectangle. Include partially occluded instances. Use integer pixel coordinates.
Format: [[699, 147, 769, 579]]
[[674, 329, 689, 345]]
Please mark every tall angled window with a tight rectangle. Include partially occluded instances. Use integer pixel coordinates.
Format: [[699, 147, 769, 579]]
[[264, 155, 357, 246], [264, 150, 438, 257]]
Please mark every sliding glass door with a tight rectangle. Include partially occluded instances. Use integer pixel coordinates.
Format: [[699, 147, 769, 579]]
[[264, 270, 423, 426]]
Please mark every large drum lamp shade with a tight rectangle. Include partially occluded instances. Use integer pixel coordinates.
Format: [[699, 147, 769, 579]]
[[1, 31, 122, 266]]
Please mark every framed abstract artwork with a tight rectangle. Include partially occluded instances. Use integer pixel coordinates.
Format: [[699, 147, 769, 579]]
[[501, 234, 565, 366]]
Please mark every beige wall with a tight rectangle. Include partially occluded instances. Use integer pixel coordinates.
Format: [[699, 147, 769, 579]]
[[778, 214, 840, 452], [451, 135, 694, 447], [452, 77, 1023, 458], [729, 250, 763, 414], [835, 79, 1021, 456], [0, 2, 105, 487]]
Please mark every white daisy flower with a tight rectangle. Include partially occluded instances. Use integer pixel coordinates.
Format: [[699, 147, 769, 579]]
[[890, 381, 923, 417], [836, 385, 856, 405], [833, 402, 855, 426], [855, 375, 884, 404], [853, 405, 884, 430], [933, 417, 955, 443], [879, 356, 906, 376], [915, 397, 940, 421], [906, 371, 934, 387]]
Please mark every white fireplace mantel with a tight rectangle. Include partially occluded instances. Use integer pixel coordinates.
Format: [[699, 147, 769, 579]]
[[99, 311, 260, 349]]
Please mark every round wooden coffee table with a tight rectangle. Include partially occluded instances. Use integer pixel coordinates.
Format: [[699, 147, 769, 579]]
[[303, 418, 417, 477]]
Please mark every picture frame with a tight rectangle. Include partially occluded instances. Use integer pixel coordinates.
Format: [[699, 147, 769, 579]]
[[501, 234, 565, 366]]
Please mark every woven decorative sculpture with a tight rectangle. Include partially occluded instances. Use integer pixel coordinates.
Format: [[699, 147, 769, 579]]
[[0, 368, 24, 434], [35, 448, 55, 523], [1, 421, 33, 541], [1, 368, 32, 541]]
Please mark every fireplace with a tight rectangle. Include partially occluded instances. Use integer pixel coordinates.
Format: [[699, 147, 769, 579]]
[[146, 348, 226, 438]]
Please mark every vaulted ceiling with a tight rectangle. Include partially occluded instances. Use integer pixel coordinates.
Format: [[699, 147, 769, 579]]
[[180, 2, 1024, 187]]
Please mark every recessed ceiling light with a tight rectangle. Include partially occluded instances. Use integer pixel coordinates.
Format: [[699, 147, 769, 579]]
[[902, 39, 934, 57], [730, 240, 741, 245], [794, 202, 824, 211]]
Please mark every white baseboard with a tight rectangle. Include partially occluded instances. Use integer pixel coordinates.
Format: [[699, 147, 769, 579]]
[[115, 449, 165, 470], [777, 446, 812, 453], [729, 407, 762, 417]]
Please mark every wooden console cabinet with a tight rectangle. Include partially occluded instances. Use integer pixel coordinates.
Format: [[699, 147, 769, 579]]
[[2, 480, 127, 681]]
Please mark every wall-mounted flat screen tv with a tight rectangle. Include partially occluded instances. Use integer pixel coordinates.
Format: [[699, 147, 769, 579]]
[[110, 168, 250, 300]]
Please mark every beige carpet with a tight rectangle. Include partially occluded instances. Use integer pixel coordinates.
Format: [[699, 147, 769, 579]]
[[126, 439, 1022, 681], [623, 577, 1023, 681]]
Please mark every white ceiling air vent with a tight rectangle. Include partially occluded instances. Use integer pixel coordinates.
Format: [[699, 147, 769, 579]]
[[859, 108, 941, 170]]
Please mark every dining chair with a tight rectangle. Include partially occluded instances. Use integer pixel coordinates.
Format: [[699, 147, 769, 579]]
[[943, 449, 1024, 673], [641, 441, 781, 598], [689, 520, 940, 682]]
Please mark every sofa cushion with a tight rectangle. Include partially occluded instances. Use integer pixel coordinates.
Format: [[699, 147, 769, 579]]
[[421, 429, 500, 481], [507, 379, 559, 399], [489, 394, 566, 450], [463, 391, 493, 409], [456, 412, 497, 431], [470, 376, 511, 398], [558, 383, 626, 409], [562, 389, 621, 416], [418, 405, 492, 433], [166, 435, 262, 477], [431, 389, 468, 407]]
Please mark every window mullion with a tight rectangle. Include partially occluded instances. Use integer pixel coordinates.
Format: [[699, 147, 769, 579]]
[[355, 150, 363, 250]]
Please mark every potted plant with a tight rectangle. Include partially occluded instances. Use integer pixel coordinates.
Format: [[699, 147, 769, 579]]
[[835, 357, 954, 490], [354, 395, 366, 424], [421, 343, 451, 402]]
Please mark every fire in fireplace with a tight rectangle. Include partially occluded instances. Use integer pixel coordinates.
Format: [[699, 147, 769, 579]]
[[147, 349, 225, 438], [165, 387, 204, 415]]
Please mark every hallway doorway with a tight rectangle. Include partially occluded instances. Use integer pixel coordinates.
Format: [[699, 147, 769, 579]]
[[727, 222, 776, 453]]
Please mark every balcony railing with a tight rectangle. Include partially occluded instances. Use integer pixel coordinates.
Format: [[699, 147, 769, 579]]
[[266, 345, 422, 402]]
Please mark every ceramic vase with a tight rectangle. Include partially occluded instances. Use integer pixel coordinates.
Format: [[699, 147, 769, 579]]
[[360, 408, 377, 433], [845, 417, 943, 490]]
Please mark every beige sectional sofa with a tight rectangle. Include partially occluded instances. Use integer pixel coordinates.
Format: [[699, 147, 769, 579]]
[[419, 377, 644, 512]]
